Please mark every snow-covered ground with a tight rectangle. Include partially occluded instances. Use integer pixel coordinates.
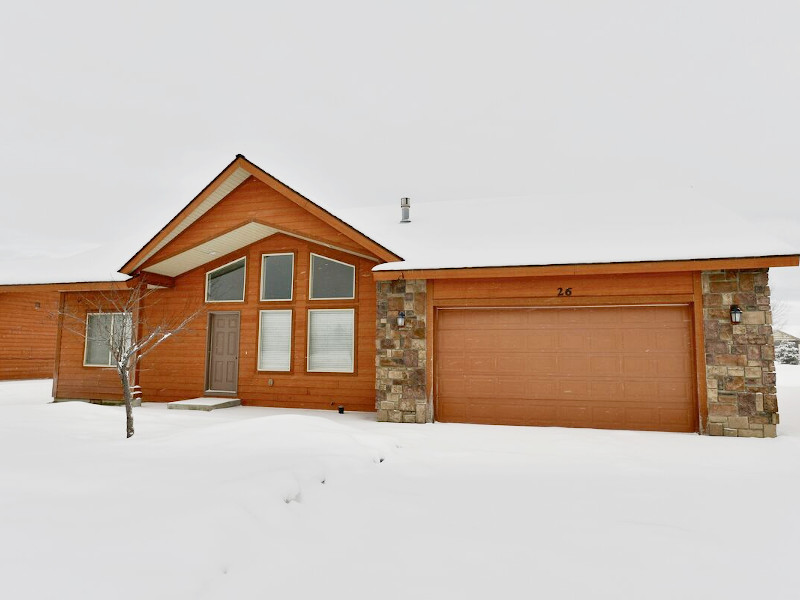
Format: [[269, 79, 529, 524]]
[[1, 370, 799, 600]]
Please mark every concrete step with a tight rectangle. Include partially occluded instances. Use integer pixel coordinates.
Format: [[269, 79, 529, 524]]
[[167, 397, 241, 411]]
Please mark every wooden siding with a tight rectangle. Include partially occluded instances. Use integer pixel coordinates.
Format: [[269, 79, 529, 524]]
[[56, 234, 377, 411], [139, 234, 377, 410], [54, 291, 131, 401], [432, 271, 694, 302], [0, 291, 60, 380], [139, 176, 377, 271]]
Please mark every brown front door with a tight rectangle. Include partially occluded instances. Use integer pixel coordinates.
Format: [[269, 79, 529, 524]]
[[207, 312, 240, 393], [436, 305, 697, 432]]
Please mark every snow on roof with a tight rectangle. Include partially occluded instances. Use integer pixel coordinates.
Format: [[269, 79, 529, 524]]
[[0, 227, 129, 286], [334, 191, 798, 272]]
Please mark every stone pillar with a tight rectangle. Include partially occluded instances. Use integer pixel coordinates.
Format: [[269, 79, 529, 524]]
[[375, 279, 428, 423], [702, 269, 778, 437]]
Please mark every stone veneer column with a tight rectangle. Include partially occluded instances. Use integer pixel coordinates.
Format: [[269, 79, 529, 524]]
[[375, 279, 429, 423], [702, 269, 778, 437]]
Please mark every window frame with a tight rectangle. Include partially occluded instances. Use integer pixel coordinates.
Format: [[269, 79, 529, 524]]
[[83, 312, 132, 368], [306, 308, 356, 374], [205, 256, 247, 303], [259, 252, 295, 302], [256, 309, 294, 372], [308, 253, 356, 301]]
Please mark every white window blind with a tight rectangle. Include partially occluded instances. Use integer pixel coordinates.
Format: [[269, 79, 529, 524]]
[[258, 310, 292, 371], [307, 309, 354, 372]]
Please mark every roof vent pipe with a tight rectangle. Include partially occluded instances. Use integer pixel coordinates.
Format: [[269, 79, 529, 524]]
[[400, 197, 410, 223]]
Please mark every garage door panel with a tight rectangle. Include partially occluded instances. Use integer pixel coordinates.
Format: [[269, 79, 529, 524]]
[[436, 306, 697, 433], [465, 354, 497, 373], [589, 380, 624, 400], [558, 355, 591, 377], [496, 355, 526, 373], [438, 355, 467, 374], [525, 332, 559, 351], [589, 355, 621, 376], [526, 355, 558, 374], [558, 379, 590, 399], [526, 378, 558, 399], [437, 374, 466, 397], [589, 331, 622, 351]]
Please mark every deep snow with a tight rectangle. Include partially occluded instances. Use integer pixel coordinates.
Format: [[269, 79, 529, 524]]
[[0, 368, 799, 599]]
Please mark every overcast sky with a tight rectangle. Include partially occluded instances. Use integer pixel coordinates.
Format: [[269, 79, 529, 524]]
[[1, 1, 799, 329]]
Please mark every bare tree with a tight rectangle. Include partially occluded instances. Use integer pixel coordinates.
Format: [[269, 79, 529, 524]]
[[772, 299, 790, 333], [59, 277, 203, 438]]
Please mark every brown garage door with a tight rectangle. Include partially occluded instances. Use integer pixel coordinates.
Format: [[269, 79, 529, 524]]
[[436, 305, 697, 432]]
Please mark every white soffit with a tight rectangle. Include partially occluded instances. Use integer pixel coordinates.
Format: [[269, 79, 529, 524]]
[[145, 222, 278, 277], [132, 167, 251, 271]]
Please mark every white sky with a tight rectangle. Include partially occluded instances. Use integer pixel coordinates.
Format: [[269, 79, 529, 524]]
[[1, 1, 799, 330]]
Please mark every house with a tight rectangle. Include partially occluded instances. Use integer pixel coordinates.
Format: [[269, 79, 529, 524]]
[[774, 330, 800, 365], [1, 155, 798, 437]]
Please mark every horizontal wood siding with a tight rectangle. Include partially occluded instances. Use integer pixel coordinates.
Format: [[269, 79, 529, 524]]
[[140, 176, 375, 270], [0, 291, 60, 380], [54, 292, 128, 400], [137, 234, 376, 411], [432, 272, 694, 302]]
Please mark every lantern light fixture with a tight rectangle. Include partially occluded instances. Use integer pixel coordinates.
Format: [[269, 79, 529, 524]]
[[730, 305, 743, 324], [397, 311, 406, 327]]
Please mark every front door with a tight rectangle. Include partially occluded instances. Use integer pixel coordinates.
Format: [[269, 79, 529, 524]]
[[207, 312, 240, 393]]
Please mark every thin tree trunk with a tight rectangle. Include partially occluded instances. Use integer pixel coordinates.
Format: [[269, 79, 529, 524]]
[[118, 367, 134, 438]]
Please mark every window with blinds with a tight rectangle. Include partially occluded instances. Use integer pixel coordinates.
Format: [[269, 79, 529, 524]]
[[258, 310, 292, 371], [307, 309, 355, 372]]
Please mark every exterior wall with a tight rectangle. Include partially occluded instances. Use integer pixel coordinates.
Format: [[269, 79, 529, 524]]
[[54, 290, 132, 402], [375, 279, 429, 423], [0, 290, 60, 380], [702, 269, 778, 437], [139, 176, 375, 270], [56, 236, 376, 409]]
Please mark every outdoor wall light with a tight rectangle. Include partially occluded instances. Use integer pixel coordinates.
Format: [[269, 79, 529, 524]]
[[730, 305, 743, 324], [397, 311, 406, 327]]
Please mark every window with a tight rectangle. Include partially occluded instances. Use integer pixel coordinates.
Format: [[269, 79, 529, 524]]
[[84, 312, 132, 367], [309, 254, 355, 300], [206, 257, 246, 302], [307, 309, 355, 372], [258, 310, 292, 371], [261, 253, 294, 301]]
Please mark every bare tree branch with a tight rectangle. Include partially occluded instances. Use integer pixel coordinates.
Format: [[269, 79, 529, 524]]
[[56, 277, 204, 438]]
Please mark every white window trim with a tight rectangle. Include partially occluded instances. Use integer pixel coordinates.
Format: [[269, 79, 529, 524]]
[[260, 253, 294, 302], [205, 256, 247, 303], [306, 308, 355, 373], [257, 309, 293, 372], [308, 253, 356, 301], [83, 312, 129, 368]]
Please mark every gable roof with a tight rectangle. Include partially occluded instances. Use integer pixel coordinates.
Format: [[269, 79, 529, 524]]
[[120, 155, 401, 276], [775, 330, 800, 343]]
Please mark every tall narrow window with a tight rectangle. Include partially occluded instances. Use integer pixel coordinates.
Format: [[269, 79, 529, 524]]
[[258, 310, 292, 371], [84, 312, 133, 367], [206, 257, 246, 302], [261, 253, 294, 301], [309, 254, 355, 300], [307, 309, 355, 372]]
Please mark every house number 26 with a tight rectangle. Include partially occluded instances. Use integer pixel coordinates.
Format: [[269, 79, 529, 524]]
[[557, 287, 573, 296]]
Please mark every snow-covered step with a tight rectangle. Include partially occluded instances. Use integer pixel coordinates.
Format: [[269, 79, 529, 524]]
[[167, 397, 241, 411]]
